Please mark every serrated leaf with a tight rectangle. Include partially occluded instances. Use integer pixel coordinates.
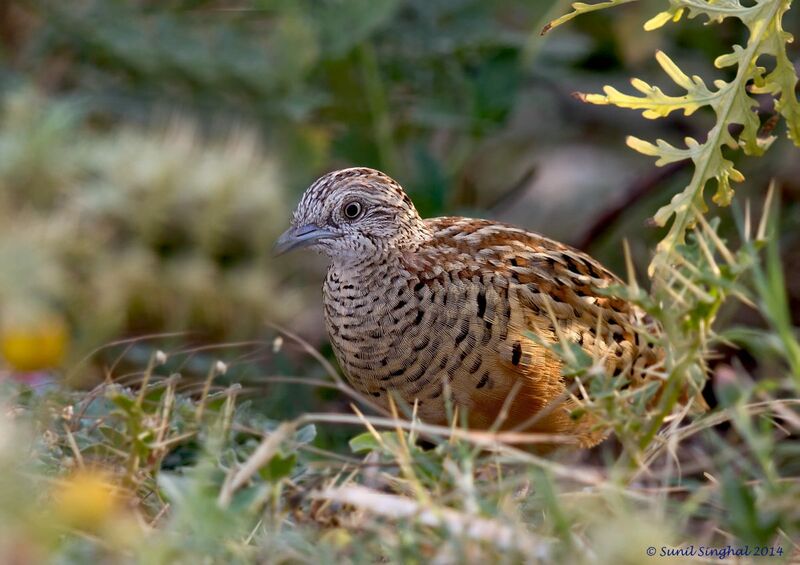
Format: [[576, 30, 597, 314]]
[[542, 0, 637, 34], [572, 0, 794, 270], [583, 52, 718, 119], [750, 20, 800, 145], [626, 136, 697, 166], [673, 0, 760, 25]]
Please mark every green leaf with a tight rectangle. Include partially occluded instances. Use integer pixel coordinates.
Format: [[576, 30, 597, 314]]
[[349, 431, 382, 454], [645, 0, 762, 29], [260, 453, 296, 482], [567, 0, 798, 270], [750, 10, 800, 145], [584, 51, 716, 119], [542, 0, 638, 34], [228, 483, 270, 513], [294, 424, 317, 445], [721, 471, 780, 545], [107, 387, 137, 412]]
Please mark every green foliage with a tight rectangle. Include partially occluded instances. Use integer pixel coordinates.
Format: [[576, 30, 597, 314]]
[[543, 0, 638, 33], [748, 196, 800, 379], [540, 0, 800, 484], [2, 323, 798, 563], [550, 0, 799, 264], [0, 88, 304, 372], [22, 0, 538, 201]]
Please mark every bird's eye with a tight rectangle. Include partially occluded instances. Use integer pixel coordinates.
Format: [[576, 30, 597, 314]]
[[343, 201, 363, 220]]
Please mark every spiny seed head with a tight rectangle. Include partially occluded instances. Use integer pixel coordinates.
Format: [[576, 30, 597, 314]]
[[284, 167, 430, 262]]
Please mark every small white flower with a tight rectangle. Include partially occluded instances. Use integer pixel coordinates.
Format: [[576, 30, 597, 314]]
[[155, 350, 168, 365]]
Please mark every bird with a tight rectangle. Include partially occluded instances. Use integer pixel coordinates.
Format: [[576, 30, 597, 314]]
[[275, 167, 667, 447]]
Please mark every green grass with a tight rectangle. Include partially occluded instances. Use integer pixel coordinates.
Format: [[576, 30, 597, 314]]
[[1, 212, 798, 563]]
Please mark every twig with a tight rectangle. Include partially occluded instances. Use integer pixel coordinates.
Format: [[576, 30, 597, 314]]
[[295, 412, 577, 446], [217, 422, 296, 508], [314, 485, 549, 557], [576, 160, 688, 250]]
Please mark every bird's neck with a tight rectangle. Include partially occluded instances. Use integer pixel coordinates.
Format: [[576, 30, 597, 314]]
[[329, 247, 409, 288], [328, 224, 432, 280]]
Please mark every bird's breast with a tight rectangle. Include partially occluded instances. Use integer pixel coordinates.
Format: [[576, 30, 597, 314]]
[[323, 264, 422, 390], [321, 261, 521, 425]]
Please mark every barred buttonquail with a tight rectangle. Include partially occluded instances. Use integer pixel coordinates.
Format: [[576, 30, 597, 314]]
[[275, 167, 664, 447]]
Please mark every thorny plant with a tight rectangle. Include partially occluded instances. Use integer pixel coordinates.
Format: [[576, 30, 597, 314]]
[[538, 0, 800, 472], [547, 0, 800, 268]]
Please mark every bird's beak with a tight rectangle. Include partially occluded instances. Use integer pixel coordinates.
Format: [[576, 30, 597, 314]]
[[273, 224, 337, 256]]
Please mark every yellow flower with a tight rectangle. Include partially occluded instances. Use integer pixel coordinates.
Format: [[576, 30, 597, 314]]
[[0, 314, 68, 371], [53, 470, 121, 532], [320, 527, 352, 549]]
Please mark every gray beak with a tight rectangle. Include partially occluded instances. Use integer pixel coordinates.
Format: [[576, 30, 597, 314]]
[[273, 224, 337, 256]]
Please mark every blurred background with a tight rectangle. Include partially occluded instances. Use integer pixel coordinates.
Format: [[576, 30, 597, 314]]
[[0, 0, 798, 426]]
